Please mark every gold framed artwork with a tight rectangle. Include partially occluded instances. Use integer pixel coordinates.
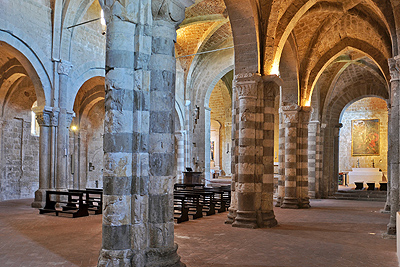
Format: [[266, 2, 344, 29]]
[[351, 119, 380, 156]]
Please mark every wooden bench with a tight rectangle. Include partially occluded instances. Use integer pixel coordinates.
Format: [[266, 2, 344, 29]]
[[39, 191, 89, 218], [173, 194, 189, 223], [68, 189, 103, 214], [174, 191, 203, 219]]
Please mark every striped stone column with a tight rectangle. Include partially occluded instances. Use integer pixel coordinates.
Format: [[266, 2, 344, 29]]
[[98, 1, 139, 265], [383, 102, 391, 212], [175, 131, 186, 183], [308, 120, 320, 199], [276, 109, 285, 207], [261, 77, 278, 227], [147, 1, 192, 266], [231, 73, 277, 228], [226, 82, 238, 224], [281, 105, 300, 208], [298, 107, 311, 208], [281, 105, 311, 209], [387, 57, 400, 235]]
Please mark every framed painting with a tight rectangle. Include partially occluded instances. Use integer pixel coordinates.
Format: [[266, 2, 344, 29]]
[[351, 119, 380, 156]]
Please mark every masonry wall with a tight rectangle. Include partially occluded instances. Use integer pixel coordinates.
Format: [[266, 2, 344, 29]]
[[339, 97, 388, 174], [209, 80, 232, 175]]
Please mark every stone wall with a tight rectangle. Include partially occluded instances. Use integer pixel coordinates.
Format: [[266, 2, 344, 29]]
[[339, 97, 388, 174], [0, 113, 39, 201]]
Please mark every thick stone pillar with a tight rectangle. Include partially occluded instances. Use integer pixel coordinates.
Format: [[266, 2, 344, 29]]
[[281, 105, 311, 209], [98, 1, 139, 265], [31, 107, 52, 208], [387, 57, 400, 235], [230, 73, 277, 229], [56, 60, 73, 190], [383, 102, 391, 213], [146, 1, 191, 265], [261, 77, 279, 227]]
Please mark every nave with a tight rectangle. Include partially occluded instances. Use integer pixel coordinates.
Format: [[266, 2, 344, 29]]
[[0, 198, 396, 267]]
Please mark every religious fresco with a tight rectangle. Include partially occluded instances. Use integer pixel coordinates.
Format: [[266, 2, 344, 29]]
[[351, 119, 380, 156]]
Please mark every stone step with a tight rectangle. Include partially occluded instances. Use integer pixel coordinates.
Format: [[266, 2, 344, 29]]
[[330, 190, 387, 202]]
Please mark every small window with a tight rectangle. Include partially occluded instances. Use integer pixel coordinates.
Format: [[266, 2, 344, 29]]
[[31, 101, 40, 136]]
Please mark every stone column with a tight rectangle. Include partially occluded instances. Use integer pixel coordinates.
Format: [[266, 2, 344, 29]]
[[56, 60, 73, 190], [308, 120, 320, 199], [146, 1, 191, 265], [231, 73, 277, 228], [175, 131, 186, 183], [98, 1, 138, 265], [298, 107, 311, 208], [31, 107, 52, 208], [383, 102, 391, 213], [276, 109, 285, 207], [226, 83, 238, 224], [387, 57, 400, 235], [281, 105, 311, 209], [261, 77, 279, 227], [281, 104, 300, 208]]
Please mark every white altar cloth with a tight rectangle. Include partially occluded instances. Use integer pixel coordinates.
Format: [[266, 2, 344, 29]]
[[348, 168, 382, 185]]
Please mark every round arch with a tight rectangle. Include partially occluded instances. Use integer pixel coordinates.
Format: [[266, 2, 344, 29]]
[[0, 30, 51, 108]]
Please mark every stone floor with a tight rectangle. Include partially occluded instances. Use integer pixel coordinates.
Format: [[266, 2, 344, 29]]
[[0, 198, 397, 267]]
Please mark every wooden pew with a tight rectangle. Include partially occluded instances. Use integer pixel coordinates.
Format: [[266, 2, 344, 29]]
[[174, 194, 189, 223], [174, 191, 203, 219], [68, 189, 103, 214], [39, 191, 89, 218]]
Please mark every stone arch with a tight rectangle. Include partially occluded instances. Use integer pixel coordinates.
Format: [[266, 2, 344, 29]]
[[279, 34, 299, 105], [268, 0, 396, 76], [0, 30, 51, 108], [306, 40, 389, 106], [223, 0, 259, 74]]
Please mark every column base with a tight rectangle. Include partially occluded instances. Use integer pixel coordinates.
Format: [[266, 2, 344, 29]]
[[299, 197, 310, 209], [387, 223, 396, 236], [145, 243, 185, 267], [225, 207, 236, 224], [275, 196, 282, 207], [281, 197, 300, 209], [31, 189, 47, 208], [232, 210, 257, 229], [258, 210, 278, 228], [98, 249, 133, 267]]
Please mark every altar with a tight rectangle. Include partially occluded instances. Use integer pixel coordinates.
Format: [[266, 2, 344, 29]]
[[348, 168, 383, 185]]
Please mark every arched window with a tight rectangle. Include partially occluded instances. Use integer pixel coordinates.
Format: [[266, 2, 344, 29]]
[[31, 101, 39, 136]]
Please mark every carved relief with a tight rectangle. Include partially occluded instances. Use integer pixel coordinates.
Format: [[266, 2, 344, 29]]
[[388, 57, 400, 81], [57, 61, 73, 76]]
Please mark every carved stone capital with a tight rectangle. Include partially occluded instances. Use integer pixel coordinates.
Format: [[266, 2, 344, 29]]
[[51, 111, 59, 127], [233, 73, 262, 99], [36, 111, 51, 127], [66, 112, 76, 128], [57, 60, 73, 76], [152, 0, 193, 26]]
